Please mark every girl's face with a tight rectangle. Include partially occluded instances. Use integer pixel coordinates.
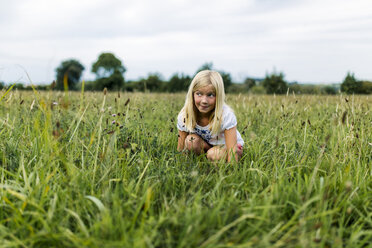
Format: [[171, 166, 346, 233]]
[[193, 84, 216, 116]]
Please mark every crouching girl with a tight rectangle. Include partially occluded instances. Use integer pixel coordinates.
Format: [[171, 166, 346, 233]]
[[177, 70, 244, 162]]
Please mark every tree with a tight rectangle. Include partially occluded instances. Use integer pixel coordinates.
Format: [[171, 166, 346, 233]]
[[341, 72, 361, 94], [55, 59, 85, 90], [144, 73, 164, 92], [195, 62, 213, 73], [167, 73, 191, 92], [219, 71, 233, 91], [359, 81, 372, 94], [323, 86, 337, 95], [92, 53, 126, 90], [244, 78, 256, 90], [262, 71, 288, 94], [13, 83, 25, 90], [226, 83, 248, 93]]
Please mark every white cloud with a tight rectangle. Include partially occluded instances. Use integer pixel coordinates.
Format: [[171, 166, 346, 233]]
[[0, 0, 372, 84]]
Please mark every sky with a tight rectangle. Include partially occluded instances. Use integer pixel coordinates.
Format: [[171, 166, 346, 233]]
[[1, 0, 372, 85]]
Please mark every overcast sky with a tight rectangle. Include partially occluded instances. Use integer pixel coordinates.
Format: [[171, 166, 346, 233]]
[[1, 0, 372, 85]]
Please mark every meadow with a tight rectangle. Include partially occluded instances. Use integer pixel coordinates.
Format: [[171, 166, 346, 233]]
[[0, 89, 371, 247]]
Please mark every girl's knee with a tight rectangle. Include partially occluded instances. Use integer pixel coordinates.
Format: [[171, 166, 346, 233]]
[[206, 149, 216, 161], [207, 147, 226, 161], [185, 134, 202, 152], [207, 145, 242, 162]]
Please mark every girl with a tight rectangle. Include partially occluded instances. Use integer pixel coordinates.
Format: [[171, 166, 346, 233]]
[[177, 70, 244, 162]]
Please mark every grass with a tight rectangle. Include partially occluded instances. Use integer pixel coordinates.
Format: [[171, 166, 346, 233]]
[[0, 89, 371, 247]]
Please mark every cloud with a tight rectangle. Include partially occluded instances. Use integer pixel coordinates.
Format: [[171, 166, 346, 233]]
[[1, 0, 372, 83]]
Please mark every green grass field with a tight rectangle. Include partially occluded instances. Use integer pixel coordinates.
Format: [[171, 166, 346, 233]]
[[0, 90, 371, 247]]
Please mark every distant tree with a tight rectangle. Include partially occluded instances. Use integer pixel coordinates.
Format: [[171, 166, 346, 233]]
[[50, 80, 56, 90], [92, 53, 126, 90], [56, 59, 85, 90], [244, 78, 256, 90], [288, 83, 302, 94], [323, 86, 337, 95], [0, 81, 4, 90], [288, 83, 322, 94], [35, 85, 48, 91], [97, 70, 125, 91], [195, 62, 213, 73], [340, 72, 360, 94], [262, 71, 288, 94], [219, 71, 233, 91], [144, 73, 164, 92], [227, 83, 248, 93], [167, 73, 191, 92], [250, 85, 266, 94], [124, 80, 142, 92], [359, 81, 372, 94], [13, 83, 25, 90]]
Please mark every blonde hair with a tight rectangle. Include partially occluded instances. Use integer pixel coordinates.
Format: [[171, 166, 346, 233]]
[[181, 70, 225, 135]]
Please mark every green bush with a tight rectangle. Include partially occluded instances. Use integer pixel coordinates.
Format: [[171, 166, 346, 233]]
[[250, 85, 266, 94], [262, 72, 288, 94], [359, 81, 372, 94], [227, 83, 249, 93]]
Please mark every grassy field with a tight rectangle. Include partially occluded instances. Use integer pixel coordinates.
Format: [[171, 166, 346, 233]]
[[0, 89, 371, 247]]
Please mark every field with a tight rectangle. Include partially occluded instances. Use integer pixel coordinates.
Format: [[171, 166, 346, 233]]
[[0, 89, 371, 247]]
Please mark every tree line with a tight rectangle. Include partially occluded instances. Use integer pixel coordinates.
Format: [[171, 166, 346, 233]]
[[1, 52, 371, 94]]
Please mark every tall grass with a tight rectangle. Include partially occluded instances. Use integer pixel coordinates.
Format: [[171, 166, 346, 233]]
[[0, 89, 371, 247]]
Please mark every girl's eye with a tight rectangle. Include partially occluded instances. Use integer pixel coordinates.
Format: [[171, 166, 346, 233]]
[[208, 94, 215, 97]]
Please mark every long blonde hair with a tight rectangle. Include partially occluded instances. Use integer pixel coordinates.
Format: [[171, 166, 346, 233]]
[[181, 70, 225, 135]]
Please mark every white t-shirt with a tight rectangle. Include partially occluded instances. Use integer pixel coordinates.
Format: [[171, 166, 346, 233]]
[[177, 104, 244, 146]]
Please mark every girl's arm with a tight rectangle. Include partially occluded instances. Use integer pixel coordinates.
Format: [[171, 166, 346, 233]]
[[177, 130, 189, 152], [224, 127, 238, 162]]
